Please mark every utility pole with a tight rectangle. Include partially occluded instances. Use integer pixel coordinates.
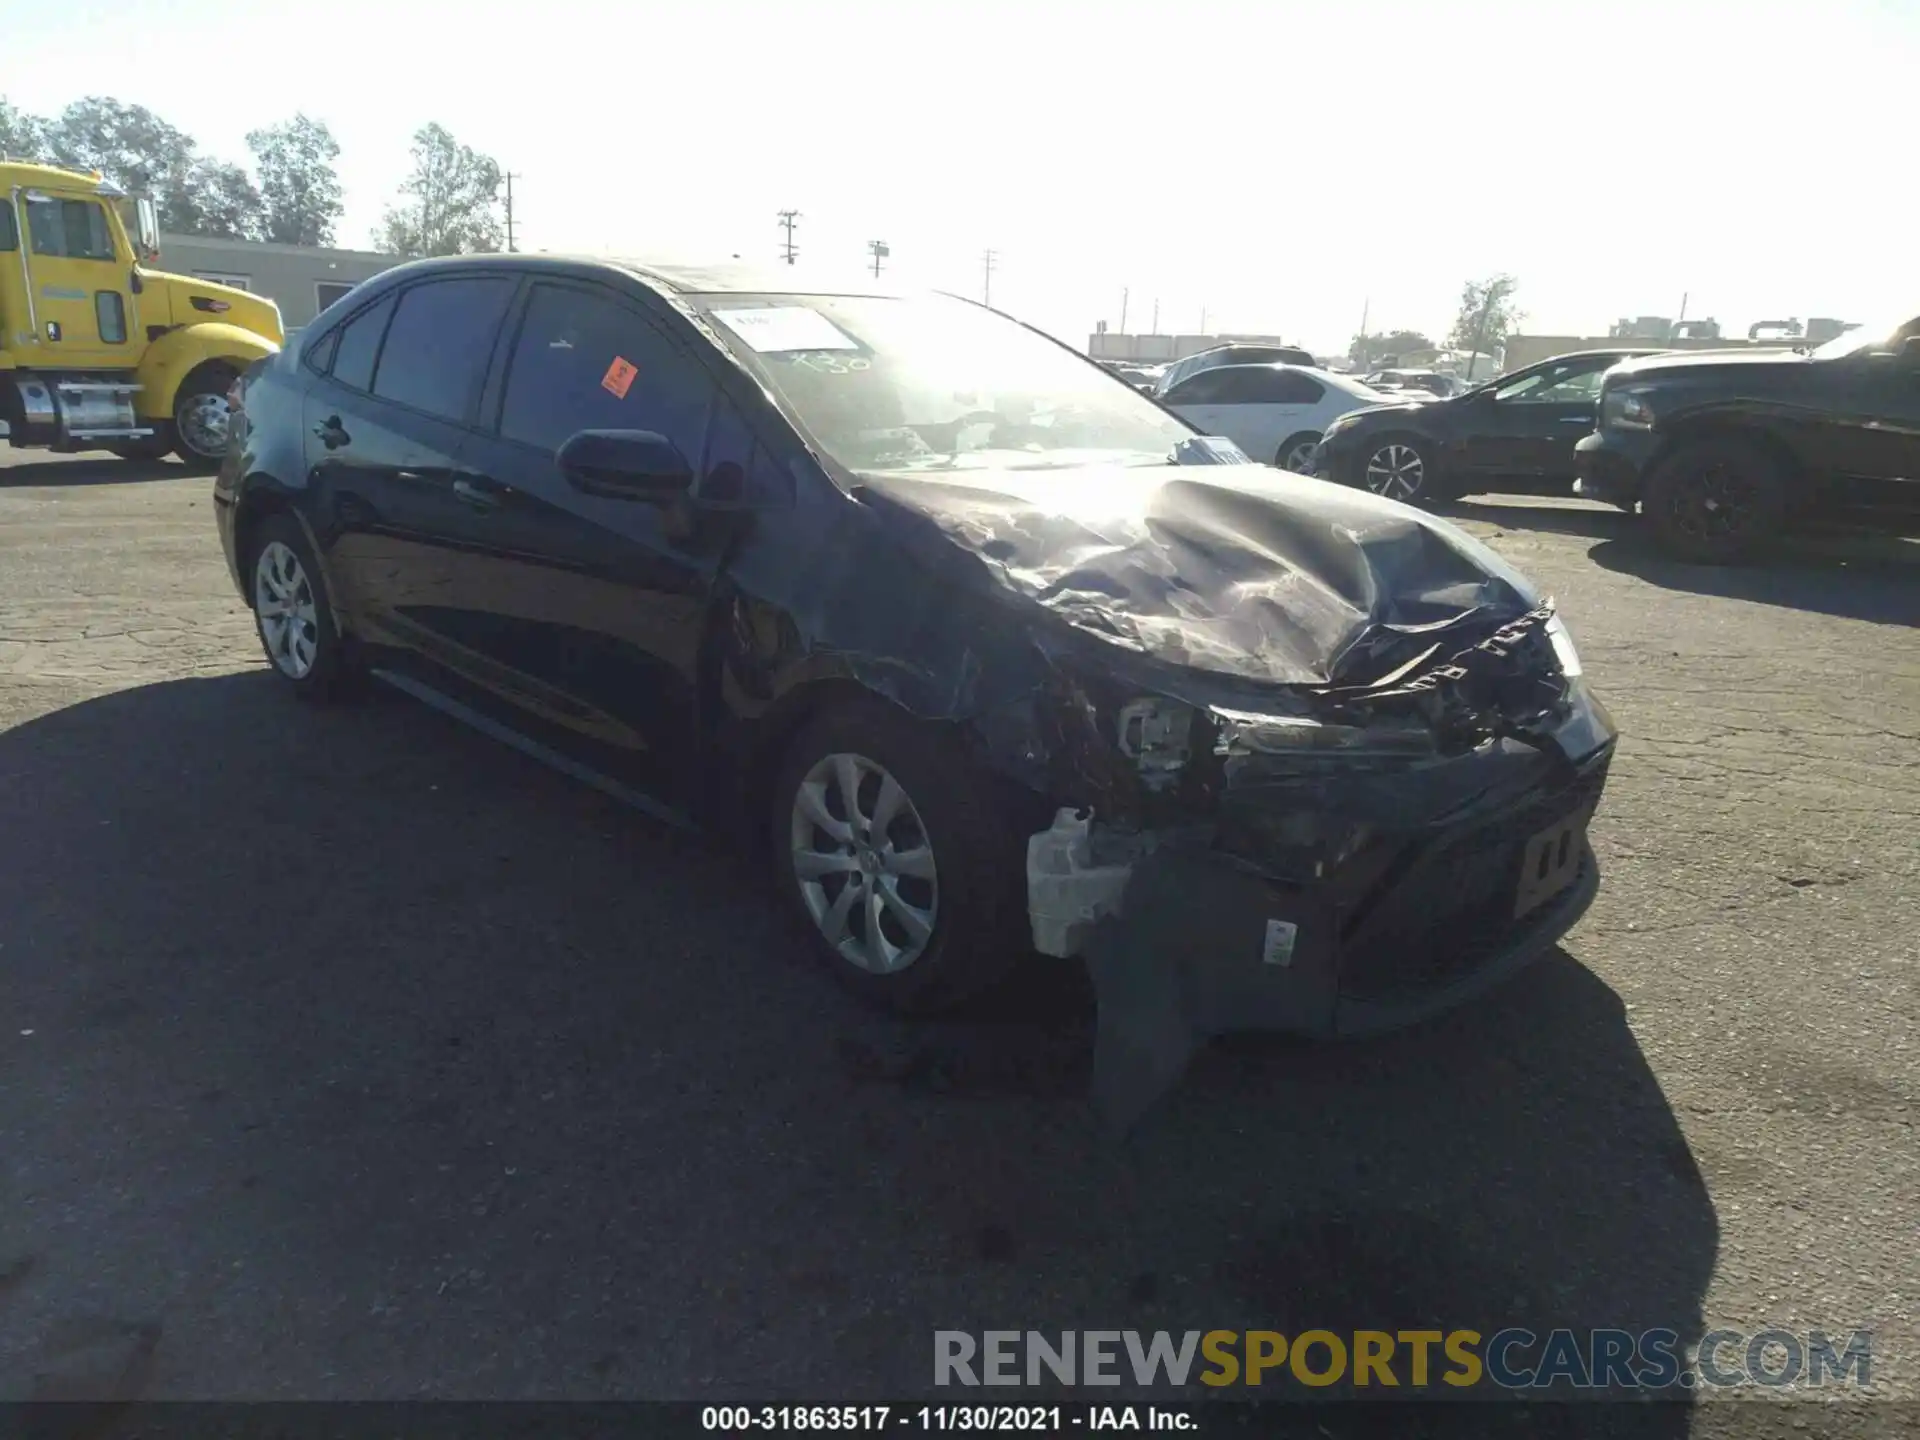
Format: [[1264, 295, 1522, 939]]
[[1199, 305, 1208, 334], [777, 210, 800, 265], [1355, 296, 1370, 361], [1119, 287, 1129, 334], [982, 248, 998, 307], [868, 239, 889, 278], [503, 172, 523, 253], [1151, 298, 1159, 334]]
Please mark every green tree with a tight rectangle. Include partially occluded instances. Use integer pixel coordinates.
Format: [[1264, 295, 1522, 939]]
[[0, 97, 50, 161], [1350, 329, 1435, 367], [247, 115, 344, 247], [1447, 276, 1524, 375], [376, 123, 503, 257], [183, 159, 265, 240], [43, 97, 199, 226]]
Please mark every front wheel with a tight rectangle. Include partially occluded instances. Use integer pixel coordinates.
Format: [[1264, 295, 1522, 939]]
[[171, 365, 239, 470], [771, 700, 1029, 1015], [1360, 436, 1445, 505], [1640, 438, 1787, 563]]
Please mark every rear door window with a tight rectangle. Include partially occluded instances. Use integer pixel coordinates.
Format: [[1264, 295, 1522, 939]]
[[496, 281, 715, 462], [370, 276, 517, 424]]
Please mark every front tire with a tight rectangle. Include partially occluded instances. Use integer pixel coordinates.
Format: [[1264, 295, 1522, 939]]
[[104, 435, 173, 463], [245, 514, 353, 701], [1641, 438, 1787, 563], [1359, 435, 1446, 505], [171, 364, 239, 470], [771, 699, 1029, 1015]]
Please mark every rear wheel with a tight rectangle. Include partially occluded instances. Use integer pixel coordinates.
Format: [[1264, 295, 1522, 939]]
[[104, 435, 173, 463], [244, 514, 354, 700], [771, 700, 1028, 1015], [1641, 437, 1787, 563], [171, 364, 239, 470], [1276, 431, 1322, 474]]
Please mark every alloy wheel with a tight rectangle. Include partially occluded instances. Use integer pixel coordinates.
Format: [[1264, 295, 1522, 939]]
[[253, 540, 320, 679], [789, 752, 940, 974], [1282, 439, 1319, 473], [1364, 442, 1425, 500], [1667, 462, 1756, 544], [178, 392, 232, 460]]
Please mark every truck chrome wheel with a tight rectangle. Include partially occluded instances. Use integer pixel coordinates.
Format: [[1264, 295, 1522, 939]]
[[253, 541, 320, 679], [178, 391, 231, 460], [1364, 442, 1426, 500], [789, 752, 940, 974]]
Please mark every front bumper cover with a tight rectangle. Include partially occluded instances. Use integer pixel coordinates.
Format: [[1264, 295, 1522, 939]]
[[1079, 681, 1616, 1129], [1573, 429, 1658, 505]]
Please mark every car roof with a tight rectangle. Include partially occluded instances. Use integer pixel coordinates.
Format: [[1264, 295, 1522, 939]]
[[365, 251, 914, 300]]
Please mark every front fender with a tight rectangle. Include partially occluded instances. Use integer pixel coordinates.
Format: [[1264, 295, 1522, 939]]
[[134, 323, 281, 420]]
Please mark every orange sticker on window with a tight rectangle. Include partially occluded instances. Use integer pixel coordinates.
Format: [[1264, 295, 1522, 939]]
[[601, 356, 638, 399]]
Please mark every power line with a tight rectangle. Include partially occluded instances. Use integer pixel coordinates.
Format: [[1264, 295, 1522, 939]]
[[777, 209, 801, 265], [982, 248, 997, 308]]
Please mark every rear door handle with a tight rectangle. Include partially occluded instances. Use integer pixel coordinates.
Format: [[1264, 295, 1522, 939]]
[[451, 477, 499, 512], [1558, 415, 1595, 425]]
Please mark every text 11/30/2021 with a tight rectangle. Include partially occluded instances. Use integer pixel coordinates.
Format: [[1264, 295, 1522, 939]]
[[703, 1405, 1193, 1432]]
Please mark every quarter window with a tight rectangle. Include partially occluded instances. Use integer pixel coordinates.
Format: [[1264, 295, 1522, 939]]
[[371, 277, 516, 423], [498, 282, 714, 461], [0, 201, 17, 252], [327, 293, 396, 392]]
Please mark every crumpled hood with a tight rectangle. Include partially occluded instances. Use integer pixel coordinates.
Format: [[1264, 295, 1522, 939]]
[[851, 462, 1543, 686]]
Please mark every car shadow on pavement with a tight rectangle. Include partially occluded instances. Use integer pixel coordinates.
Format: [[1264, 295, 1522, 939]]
[[1588, 534, 1920, 626], [0, 456, 187, 487], [0, 672, 1716, 1424], [1439, 497, 1632, 543]]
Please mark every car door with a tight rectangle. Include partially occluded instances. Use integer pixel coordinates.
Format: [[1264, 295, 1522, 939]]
[[441, 277, 774, 808], [1162, 367, 1235, 433], [303, 274, 519, 666], [1819, 325, 1920, 515], [1460, 357, 1613, 484], [17, 188, 142, 370]]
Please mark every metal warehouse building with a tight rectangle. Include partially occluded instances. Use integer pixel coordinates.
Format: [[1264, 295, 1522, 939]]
[[154, 233, 404, 327]]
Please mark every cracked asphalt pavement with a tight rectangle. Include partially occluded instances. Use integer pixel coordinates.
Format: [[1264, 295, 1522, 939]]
[[1, 450, 1915, 1424]]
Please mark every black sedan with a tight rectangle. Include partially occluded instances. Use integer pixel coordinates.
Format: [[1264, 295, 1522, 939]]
[[1307, 348, 1665, 505], [214, 254, 1615, 1113]]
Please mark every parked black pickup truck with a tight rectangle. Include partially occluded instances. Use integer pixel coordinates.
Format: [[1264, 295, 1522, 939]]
[[1574, 316, 1920, 561]]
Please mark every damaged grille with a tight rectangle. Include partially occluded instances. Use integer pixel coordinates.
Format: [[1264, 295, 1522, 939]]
[[1336, 759, 1609, 1003]]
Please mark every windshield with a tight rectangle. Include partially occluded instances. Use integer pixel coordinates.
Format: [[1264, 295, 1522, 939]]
[[696, 293, 1193, 473], [1810, 317, 1917, 360]]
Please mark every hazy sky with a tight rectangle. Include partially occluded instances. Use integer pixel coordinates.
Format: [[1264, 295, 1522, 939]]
[[9, 0, 1914, 352]]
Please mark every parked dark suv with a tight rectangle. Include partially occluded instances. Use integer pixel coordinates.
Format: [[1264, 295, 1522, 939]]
[[213, 254, 1614, 1102], [1574, 316, 1920, 561]]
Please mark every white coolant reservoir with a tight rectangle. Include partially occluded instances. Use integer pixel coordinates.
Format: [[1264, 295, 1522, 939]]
[[1026, 808, 1136, 958]]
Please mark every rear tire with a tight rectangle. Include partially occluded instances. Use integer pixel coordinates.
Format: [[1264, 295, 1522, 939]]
[[1641, 437, 1787, 563], [171, 364, 239, 470], [1276, 431, 1322, 474], [771, 699, 1029, 1015], [243, 513, 355, 701], [105, 434, 173, 462]]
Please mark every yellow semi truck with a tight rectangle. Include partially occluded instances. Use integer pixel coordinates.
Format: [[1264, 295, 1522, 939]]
[[2, 160, 284, 467]]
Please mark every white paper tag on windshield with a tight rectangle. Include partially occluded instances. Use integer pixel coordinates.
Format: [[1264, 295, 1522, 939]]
[[1262, 919, 1298, 968], [713, 306, 859, 353]]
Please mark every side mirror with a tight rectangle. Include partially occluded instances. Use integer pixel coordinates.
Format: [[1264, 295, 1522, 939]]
[[558, 429, 693, 502], [133, 196, 161, 261]]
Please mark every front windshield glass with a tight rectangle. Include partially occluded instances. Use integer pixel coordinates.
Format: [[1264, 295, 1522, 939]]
[[699, 294, 1193, 473], [1810, 317, 1915, 360]]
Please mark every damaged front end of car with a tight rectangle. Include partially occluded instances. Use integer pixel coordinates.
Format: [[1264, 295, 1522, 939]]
[[846, 464, 1617, 1128]]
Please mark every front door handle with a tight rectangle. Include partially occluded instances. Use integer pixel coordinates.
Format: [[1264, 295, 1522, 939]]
[[451, 478, 499, 512], [1558, 415, 1596, 425], [313, 415, 350, 449]]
